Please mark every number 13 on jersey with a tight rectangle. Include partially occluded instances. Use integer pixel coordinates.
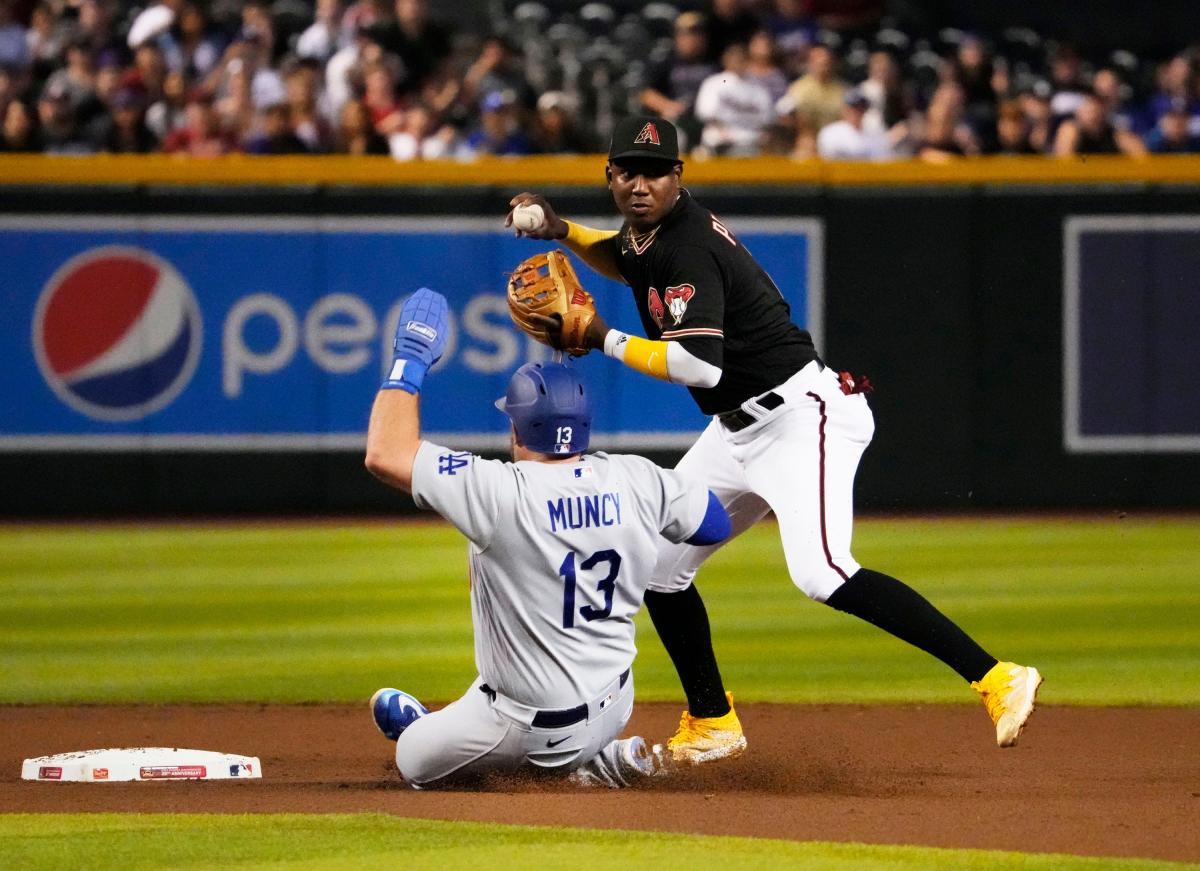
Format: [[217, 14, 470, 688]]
[[558, 549, 621, 629]]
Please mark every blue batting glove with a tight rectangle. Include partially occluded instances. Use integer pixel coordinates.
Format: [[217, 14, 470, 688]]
[[382, 288, 449, 393]]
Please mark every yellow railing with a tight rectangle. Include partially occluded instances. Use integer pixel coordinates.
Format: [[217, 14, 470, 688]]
[[4, 153, 1200, 187]]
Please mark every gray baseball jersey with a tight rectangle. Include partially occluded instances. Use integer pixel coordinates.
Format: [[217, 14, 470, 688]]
[[411, 441, 710, 709]]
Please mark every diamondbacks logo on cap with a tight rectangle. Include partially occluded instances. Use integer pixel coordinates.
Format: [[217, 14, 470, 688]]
[[32, 246, 203, 422], [633, 122, 660, 146]]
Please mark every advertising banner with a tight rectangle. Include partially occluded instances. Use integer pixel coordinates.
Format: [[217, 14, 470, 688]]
[[1063, 216, 1200, 453], [0, 215, 821, 450]]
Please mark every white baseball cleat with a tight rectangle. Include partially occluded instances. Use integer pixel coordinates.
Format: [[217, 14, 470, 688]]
[[567, 736, 664, 788]]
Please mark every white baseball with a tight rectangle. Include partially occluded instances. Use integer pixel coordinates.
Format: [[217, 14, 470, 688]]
[[512, 203, 546, 232]]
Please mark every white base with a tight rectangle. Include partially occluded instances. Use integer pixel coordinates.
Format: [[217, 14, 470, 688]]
[[21, 748, 262, 782]]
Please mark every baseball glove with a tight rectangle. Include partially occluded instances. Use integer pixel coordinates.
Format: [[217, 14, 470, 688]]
[[507, 250, 597, 356]]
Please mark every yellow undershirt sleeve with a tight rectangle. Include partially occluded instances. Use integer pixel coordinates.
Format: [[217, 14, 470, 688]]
[[561, 221, 622, 282], [610, 333, 671, 381]]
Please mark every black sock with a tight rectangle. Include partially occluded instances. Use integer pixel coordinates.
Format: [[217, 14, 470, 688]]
[[824, 568, 998, 683], [644, 585, 731, 717]]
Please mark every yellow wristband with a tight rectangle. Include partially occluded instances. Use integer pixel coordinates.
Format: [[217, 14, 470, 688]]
[[605, 331, 670, 381]]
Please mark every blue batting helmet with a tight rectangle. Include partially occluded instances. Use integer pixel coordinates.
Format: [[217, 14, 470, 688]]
[[495, 361, 591, 455]]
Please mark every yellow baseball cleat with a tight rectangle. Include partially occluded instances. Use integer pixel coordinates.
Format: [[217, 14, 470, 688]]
[[666, 692, 747, 764], [972, 661, 1043, 747]]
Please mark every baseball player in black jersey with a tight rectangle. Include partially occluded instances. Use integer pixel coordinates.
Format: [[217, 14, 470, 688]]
[[507, 116, 1042, 763]]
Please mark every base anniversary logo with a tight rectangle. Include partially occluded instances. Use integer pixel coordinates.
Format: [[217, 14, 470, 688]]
[[32, 246, 203, 422]]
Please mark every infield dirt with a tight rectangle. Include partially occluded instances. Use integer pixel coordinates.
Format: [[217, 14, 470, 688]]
[[3, 703, 1197, 863]]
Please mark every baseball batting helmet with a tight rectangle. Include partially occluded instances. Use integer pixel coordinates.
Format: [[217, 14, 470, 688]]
[[495, 361, 591, 455]]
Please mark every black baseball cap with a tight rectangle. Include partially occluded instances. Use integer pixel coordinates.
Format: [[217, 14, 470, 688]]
[[608, 116, 682, 164]]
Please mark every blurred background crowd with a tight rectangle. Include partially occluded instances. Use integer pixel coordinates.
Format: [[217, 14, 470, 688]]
[[1, 0, 1199, 159]]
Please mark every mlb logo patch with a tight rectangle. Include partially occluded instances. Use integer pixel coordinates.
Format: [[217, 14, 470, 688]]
[[573, 465, 594, 478]]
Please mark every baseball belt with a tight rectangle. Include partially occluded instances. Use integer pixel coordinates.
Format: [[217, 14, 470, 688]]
[[479, 668, 630, 728], [717, 391, 785, 433]]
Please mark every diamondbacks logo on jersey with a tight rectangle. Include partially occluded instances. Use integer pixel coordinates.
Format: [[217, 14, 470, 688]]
[[32, 246, 202, 422], [633, 122, 660, 146], [664, 284, 695, 325], [647, 288, 665, 329]]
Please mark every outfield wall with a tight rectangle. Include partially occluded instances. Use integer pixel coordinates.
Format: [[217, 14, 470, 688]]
[[2, 156, 1198, 514]]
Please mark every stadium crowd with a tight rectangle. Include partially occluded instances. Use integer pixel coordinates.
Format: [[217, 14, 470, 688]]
[[1, 0, 1199, 159]]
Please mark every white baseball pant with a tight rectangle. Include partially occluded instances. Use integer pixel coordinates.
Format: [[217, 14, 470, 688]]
[[650, 360, 875, 602], [394, 672, 635, 787]]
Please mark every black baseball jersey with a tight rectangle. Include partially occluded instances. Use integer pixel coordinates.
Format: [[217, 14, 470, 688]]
[[610, 190, 818, 415]]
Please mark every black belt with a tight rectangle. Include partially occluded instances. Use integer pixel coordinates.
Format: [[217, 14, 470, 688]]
[[479, 668, 630, 729], [717, 391, 784, 433]]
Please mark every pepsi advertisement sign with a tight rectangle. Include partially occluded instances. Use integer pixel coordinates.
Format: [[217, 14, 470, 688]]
[[0, 215, 822, 451]]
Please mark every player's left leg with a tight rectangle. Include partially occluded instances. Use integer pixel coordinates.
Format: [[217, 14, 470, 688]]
[[746, 370, 1041, 745], [390, 678, 517, 787]]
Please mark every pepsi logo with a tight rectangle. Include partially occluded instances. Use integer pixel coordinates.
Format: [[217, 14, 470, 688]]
[[33, 246, 202, 422]]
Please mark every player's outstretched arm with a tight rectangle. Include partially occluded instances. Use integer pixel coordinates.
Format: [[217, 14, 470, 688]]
[[365, 288, 448, 493], [507, 192, 623, 282], [525, 312, 722, 389]]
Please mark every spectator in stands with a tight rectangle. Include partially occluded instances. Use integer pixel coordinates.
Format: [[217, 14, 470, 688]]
[[705, 0, 759, 64], [283, 60, 331, 153], [1, 97, 36, 151], [1146, 98, 1200, 153], [325, 23, 379, 121], [92, 86, 157, 152], [367, 0, 450, 97], [0, 0, 30, 73], [1048, 44, 1087, 120], [213, 54, 255, 144], [162, 3, 224, 80], [745, 29, 788, 107], [146, 69, 188, 140], [130, 43, 168, 104], [75, 0, 122, 58], [1054, 91, 1146, 156], [1147, 55, 1199, 129], [917, 84, 978, 161], [26, 2, 67, 79], [334, 95, 388, 154], [861, 49, 908, 130], [44, 38, 96, 117], [816, 86, 890, 160], [339, 0, 387, 51], [695, 42, 774, 156], [1017, 79, 1053, 152], [245, 101, 309, 153], [995, 99, 1037, 154], [955, 35, 997, 149], [388, 100, 460, 159], [530, 90, 596, 155], [35, 80, 93, 152], [163, 91, 238, 155], [361, 57, 405, 135], [640, 11, 718, 149], [214, 21, 285, 113], [766, 0, 814, 76], [1092, 66, 1137, 134], [462, 34, 532, 114], [777, 43, 845, 139], [298, 0, 343, 64], [464, 88, 532, 156]]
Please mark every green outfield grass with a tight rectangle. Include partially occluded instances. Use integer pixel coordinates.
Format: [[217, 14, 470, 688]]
[[1, 814, 1194, 871], [0, 516, 1197, 705]]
